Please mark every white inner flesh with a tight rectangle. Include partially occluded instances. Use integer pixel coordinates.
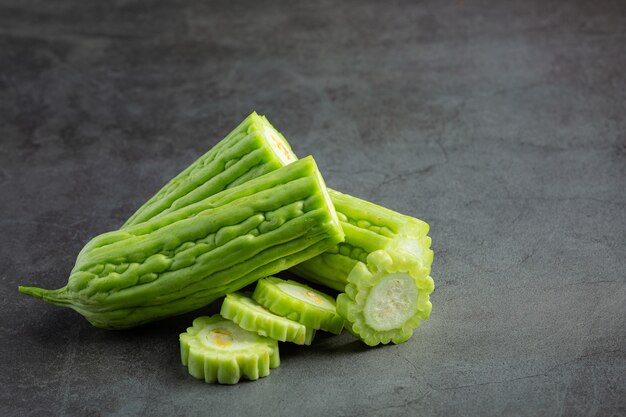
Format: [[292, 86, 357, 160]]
[[276, 282, 334, 310], [314, 166, 341, 228], [397, 239, 424, 262], [241, 296, 288, 319], [363, 273, 419, 331], [265, 127, 296, 164], [199, 321, 262, 351]]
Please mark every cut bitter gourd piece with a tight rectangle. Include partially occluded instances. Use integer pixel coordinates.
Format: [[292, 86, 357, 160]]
[[291, 189, 433, 291], [180, 315, 279, 384], [289, 190, 434, 345], [221, 292, 316, 345], [18, 156, 344, 329], [336, 250, 434, 346], [124, 112, 297, 227], [252, 277, 344, 334]]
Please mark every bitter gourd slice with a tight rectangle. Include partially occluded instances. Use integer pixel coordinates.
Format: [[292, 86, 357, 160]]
[[180, 315, 279, 384], [124, 112, 297, 227], [220, 292, 316, 345], [252, 277, 344, 334], [18, 156, 344, 329]]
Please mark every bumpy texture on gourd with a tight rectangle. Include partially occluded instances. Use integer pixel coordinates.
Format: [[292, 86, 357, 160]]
[[221, 292, 316, 345], [252, 277, 344, 334], [124, 112, 297, 227], [18, 157, 344, 329], [180, 315, 280, 384]]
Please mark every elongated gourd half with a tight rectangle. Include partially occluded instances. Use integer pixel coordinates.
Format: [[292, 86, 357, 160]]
[[18, 157, 344, 329], [123, 112, 297, 227]]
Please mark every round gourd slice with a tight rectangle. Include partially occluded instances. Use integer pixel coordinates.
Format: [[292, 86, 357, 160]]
[[220, 292, 316, 345], [179, 315, 279, 384], [336, 249, 434, 346], [252, 277, 344, 334]]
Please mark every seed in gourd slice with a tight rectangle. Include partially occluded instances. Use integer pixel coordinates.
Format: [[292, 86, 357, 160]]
[[221, 292, 316, 345], [336, 249, 434, 347], [252, 277, 344, 334], [180, 315, 279, 385]]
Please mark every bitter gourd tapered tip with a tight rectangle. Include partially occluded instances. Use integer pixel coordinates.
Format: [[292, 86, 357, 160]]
[[18, 286, 46, 299]]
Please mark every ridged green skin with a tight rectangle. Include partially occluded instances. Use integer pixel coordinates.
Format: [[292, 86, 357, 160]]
[[124, 112, 297, 227], [291, 189, 434, 291], [18, 157, 344, 329]]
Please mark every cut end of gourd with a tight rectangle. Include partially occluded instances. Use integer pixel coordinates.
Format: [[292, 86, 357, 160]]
[[337, 249, 434, 346], [255, 113, 297, 165], [309, 160, 343, 240], [363, 273, 419, 332], [265, 126, 298, 165]]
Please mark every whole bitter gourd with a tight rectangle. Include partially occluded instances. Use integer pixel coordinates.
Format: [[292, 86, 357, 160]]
[[18, 157, 344, 329], [124, 112, 297, 227]]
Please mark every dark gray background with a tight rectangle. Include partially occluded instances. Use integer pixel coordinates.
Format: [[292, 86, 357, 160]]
[[1, 1, 625, 416]]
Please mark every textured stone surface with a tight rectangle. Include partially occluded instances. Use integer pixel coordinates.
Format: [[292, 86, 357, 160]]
[[1, 1, 625, 416]]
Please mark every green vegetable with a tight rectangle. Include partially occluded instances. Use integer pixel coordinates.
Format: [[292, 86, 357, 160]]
[[291, 189, 433, 291], [18, 156, 344, 329], [289, 190, 434, 345], [118, 114, 435, 345], [337, 251, 434, 346], [220, 292, 316, 345], [252, 277, 344, 334], [180, 315, 280, 384], [124, 112, 296, 227]]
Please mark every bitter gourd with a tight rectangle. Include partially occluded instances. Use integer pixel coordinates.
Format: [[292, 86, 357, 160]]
[[336, 251, 434, 346], [291, 189, 433, 290], [252, 277, 344, 334], [180, 315, 280, 384], [220, 292, 316, 345], [116, 114, 435, 345], [18, 156, 344, 329], [292, 190, 434, 345], [124, 112, 296, 227]]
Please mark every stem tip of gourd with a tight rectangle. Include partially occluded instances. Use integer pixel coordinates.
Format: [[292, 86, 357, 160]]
[[18, 286, 46, 299]]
